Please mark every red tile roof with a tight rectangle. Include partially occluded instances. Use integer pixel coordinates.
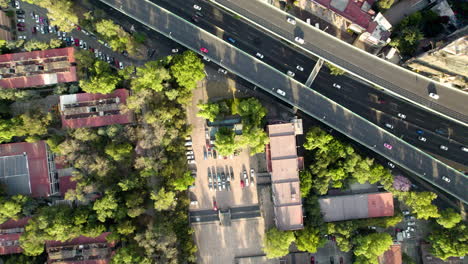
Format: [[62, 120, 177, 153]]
[[0, 47, 77, 89], [60, 89, 134, 129], [59, 176, 77, 197], [0, 217, 30, 256], [0, 141, 52, 197], [311, 0, 375, 30], [379, 244, 402, 264], [368, 192, 394, 218]]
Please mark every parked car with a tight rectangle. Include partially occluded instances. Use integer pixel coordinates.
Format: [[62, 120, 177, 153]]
[[186, 155, 195, 160], [17, 18, 25, 22], [32, 27, 36, 34], [227, 37, 236, 44], [340, 257, 344, 264], [294, 36, 304, 44], [218, 68, 228, 74], [461, 146, 468, 152], [191, 15, 200, 23], [429, 92, 439, 99], [387, 162, 395, 169], [402, 210, 410, 215], [119, 62, 124, 70], [287, 17, 296, 25], [310, 256, 315, 264], [17, 27, 25, 31], [330, 256, 334, 264], [171, 48, 179, 53], [15, 0, 20, 9], [18, 35, 26, 39], [407, 221, 416, 226], [276, 89, 286, 96], [287, 70, 295, 77], [187, 160, 196, 164]]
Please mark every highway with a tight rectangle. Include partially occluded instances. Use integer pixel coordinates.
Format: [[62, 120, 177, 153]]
[[149, 0, 468, 166], [211, 0, 468, 126], [99, 0, 468, 203]]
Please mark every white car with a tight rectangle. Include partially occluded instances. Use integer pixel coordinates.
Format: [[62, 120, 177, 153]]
[[119, 62, 124, 70], [15, 0, 20, 9], [397, 113, 406, 119], [439, 145, 448, 151], [17, 18, 25, 22], [287, 70, 295, 77], [429, 92, 439, 99], [18, 35, 26, 40], [186, 155, 195, 160], [203, 56, 211, 62], [387, 162, 395, 169], [333, 83, 341, 89], [171, 48, 179, 53], [186, 151, 194, 155], [287, 17, 296, 25], [402, 210, 410, 215], [296, 65, 304, 71], [461, 146, 468, 152], [218, 68, 227, 74], [294, 36, 304, 44], [187, 160, 196, 164], [385, 123, 394, 129], [407, 221, 416, 226], [256, 52, 264, 59], [407, 227, 415, 232], [418, 136, 427, 142], [193, 4, 201, 10], [276, 89, 286, 96], [441, 176, 451, 183], [250, 169, 255, 179]]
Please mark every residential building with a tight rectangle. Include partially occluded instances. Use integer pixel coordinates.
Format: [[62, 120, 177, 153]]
[[266, 122, 304, 231], [310, 0, 392, 45], [45, 232, 116, 264], [318, 192, 394, 222], [0, 47, 77, 89], [405, 26, 467, 89], [59, 89, 134, 129], [0, 141, 59, 197], [0, 10, 12, 41], [0, 217, 30, 255], [378, 244, 402, 264]]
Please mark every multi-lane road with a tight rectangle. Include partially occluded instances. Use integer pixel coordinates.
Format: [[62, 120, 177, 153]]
[[99, 0, 468, 203], [212, 0, 468, 126], [149, 0, 468, 166]]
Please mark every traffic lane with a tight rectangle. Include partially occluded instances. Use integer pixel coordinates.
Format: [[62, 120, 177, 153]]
[[100, 0, 468, 203], [312, 73, 468, 166], [153, 0, 314, 82], [214, 0, 468, 124], [315, 71, 468, 144]]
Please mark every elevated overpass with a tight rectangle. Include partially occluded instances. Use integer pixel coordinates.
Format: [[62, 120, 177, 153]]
[[99, 0, 468, 204]]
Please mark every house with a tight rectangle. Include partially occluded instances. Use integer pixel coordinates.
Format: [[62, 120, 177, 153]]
[[319, 192, 394, 222], [0, 217, 30, 255], [59, 89, 134, 129], [45, 232, 116, 264], [0, 141, 59, 197], [0, 47, 77, 89], [266, 122, 304, 231], [0, 11, 13, 41], [378, 244, 402, 264]]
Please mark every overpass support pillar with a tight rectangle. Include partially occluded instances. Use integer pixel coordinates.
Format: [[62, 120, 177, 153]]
[[305, 58, 324, 87]]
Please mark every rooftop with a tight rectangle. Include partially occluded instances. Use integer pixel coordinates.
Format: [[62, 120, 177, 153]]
[[313, 0, 376, 30], [0, 217, 30, 255], [0, 141, 57, 197], [0, 47, 77, 89], [267, 123, 303, 231], [319, 192, 394, 222], [59, 89, 134, 128], [378, 244, 402, 264]]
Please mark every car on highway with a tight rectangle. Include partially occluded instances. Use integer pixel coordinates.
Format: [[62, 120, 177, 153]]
[[240, 179, 245, 188], [418, 136, 427, 142], [276, 89, 286, 96], [287, 70, 295, 77], [429, 92, 439, 99], [287, 17, 296, 25], [442, 176, 451, 183], [384, 143, 393, 150], [227, 37, 236, 44], [294, 36, 305, 44], [218, 68, 228, 74], [407, 227, 415, 232], [388, 162, 395, 169], [439, 145, 448, 151], [193, 4, 201, 10], [296, 65, 304, 71], [461, 147, 468, 152], [256, 52, 264, 59], [200, 47, 208, 53], [333, 83, 341, 89], [171, 48, 179, 53], [243, 170, 250, 187], [202, 56, 210, 61], [191, 15, 200, 23], [377, 97, 386, 104], [385, 123, 394, 129], [397, 113, 406, 119]]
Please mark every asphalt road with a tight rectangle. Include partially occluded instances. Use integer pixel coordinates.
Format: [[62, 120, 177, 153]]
[[149, 0, 468, 166], [213, 0, 468, 125], [99, 0, 468, 203]]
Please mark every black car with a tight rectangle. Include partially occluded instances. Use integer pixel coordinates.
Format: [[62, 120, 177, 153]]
[[330, 257, 334, 264], [16, 10, 25, 15], [191, 15, 200, 23]]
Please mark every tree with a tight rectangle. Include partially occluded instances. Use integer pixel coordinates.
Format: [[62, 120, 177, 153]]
[[325, 62, 346, 76], [111, 246, 152, 264], [393, 175, 411, 191], [23, 40, 50, 51], [134, 222, 179, 262], [80, 61, 120, 94], [131, 61, 171, 92], [105, 142, 133, 161], [299, 170, 313, 198], [169, 171, 195, 191], [170, 51, 206, 90], [240, 127, 269, 155], [402, 192, 440, 220], [93, 192, 119, 222], [196, 102, 220, 122], [49, 38, 62, 48], [0, 195, 28, 223], [215, 127, 238, 156], [151, 187, 177, 211], [95, 19, 137, 54], [377, 0, 395, 11], [295, 227, 326, 253], [353, 233, 393, 264], [263, 227, 295, 259], [117, 220, 136, 235], [304, 127, 334, 151], [436, 208, 462, 229], [428, 223, 468, 260]]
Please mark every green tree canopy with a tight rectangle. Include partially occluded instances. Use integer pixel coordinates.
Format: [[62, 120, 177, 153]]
[[376, 0, 395, 10], [401, 192, 440, 220], [295, 227, 326, 253], [151, 187, 177, 211], [299, 170, 313, 198], [428, 223, 468, 260], [95, 19, 136, 54], [263, 227, 295, 259], [0, 195, 28, 223], [353, 233, 393, 264], [325, 62, 346, 76], [196, 102, 220, 122], [80, 61, 120, 94], [132, 61, 171, 92], [169, 171, 196, 191], [215, 127, 237, 156], [436, 208, 462, 229], [111, 246, 152, 264], [105, 142, 133, 161], [170, 51, 205, 90], [93, 192, 119, 222]]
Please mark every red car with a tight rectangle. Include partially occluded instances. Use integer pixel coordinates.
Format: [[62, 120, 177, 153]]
[[200, 47, 208, 53], [310, 256, 315, 264], [213, 201, 218, 211], [17, 27, 25, 31], [17, 22, 25, 27], [240, 180, 245, 188], [76, 25, 81, 30], [384, 143, 393, 150], [74, 39, 80, 46]]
